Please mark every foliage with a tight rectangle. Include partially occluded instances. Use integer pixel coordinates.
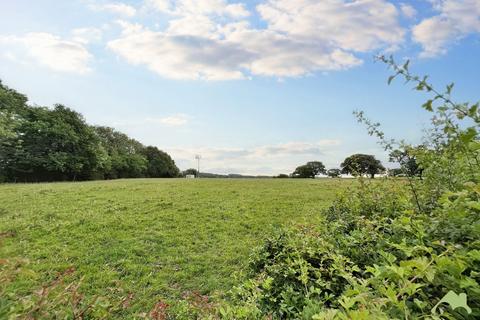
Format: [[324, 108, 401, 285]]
[[221, 57, 480, 319], [292, 161, 326, 178], [0, 81, 179, 182], [94, 126, 148, 179], [142, 146, 180, 178], [389, 148, 423, 178], [340, 154, 385, 178]]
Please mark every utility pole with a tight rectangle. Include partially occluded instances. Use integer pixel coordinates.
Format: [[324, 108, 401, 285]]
[[195, 154, 201, 178]]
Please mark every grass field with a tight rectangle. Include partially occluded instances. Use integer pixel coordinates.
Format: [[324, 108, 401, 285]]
[[0, 178, 352, 317]]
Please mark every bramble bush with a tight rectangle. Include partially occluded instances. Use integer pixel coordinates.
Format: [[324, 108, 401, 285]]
[[218, 57, 480, 319]]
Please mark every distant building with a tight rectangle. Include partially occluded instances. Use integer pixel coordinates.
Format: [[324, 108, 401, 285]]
[[185, 175, 196, 179]]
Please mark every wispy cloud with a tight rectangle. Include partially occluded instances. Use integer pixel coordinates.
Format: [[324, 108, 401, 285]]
[[89, 2, 136, 17], [400, 3, 417, 19]]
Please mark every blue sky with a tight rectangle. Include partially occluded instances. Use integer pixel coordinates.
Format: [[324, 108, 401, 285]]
[[1, 0, 479, 175]]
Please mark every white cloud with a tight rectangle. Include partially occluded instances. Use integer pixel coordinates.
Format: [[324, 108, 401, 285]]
[[166, 140, 342, 175], [108, 0, 403, 80], [108, 21, 250, 80], [90, 2, 137, 17], [413, 0, 480, 57], [257, 0, 404, 53], [0, 32, 92, 74], [71, 27, 103, 44], [145, 0, 249, 18], [400, 3, 417, 19]]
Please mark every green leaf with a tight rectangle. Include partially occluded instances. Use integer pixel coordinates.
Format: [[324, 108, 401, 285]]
[[388, 75, 396, 85], [431, 291, 472, 314], [446, 83, 455, 95], [459, 127, 477, 144], [422, 100, 434, 112], [469, 103, 478, 116]]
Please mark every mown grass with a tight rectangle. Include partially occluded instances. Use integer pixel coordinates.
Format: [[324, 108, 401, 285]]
[[0, 178, 351, 317]]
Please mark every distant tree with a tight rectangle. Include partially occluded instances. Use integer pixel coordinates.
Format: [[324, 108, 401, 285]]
[[341, 154, 385, 178], [389, 148, 423, 178], [292, 165, 316, 178], [306, 161, 327, 175], [327, 168, 341, 178], [142, 146, 180, 178], [292, 161, 326, 178], [183, 168, 198, 177], [276, 174, 289, 179]]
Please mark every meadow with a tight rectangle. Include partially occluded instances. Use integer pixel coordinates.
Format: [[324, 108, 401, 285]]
[[0, 178, 351, 317]]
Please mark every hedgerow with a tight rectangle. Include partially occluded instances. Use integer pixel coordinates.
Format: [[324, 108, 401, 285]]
[[218, 57, 480, 319]]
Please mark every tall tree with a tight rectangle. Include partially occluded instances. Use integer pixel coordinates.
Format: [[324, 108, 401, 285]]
[[2, 103, 105, 181], [341, 154, 385, 178], [142, 146, 180, 178], [306, 161, 327, 175], [0, 81, 28, 181], [94, 126, 147, 179]]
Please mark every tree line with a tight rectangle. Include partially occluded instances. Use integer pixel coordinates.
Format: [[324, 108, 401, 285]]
[[0, 81, 179, 182], [287, 152, 421, 178]]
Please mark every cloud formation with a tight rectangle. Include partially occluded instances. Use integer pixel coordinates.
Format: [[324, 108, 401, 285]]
[[108, 0, 405, 80], [0, 32, 92, 74], [413, 0, 480, 57]]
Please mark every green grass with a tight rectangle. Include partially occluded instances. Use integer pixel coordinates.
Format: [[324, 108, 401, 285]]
[[0, 178, 351, 316]]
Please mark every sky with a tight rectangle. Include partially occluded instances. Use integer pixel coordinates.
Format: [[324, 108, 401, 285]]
[[0, 0, 479, 175]]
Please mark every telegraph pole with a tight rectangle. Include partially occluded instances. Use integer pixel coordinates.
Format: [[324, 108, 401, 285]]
[[195, 154, 201, 178]]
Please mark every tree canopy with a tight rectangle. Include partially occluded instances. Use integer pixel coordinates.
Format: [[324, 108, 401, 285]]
[[292, 161, 326, 178], [0, 81, 179, 182], [340, 154, 385, 178]]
